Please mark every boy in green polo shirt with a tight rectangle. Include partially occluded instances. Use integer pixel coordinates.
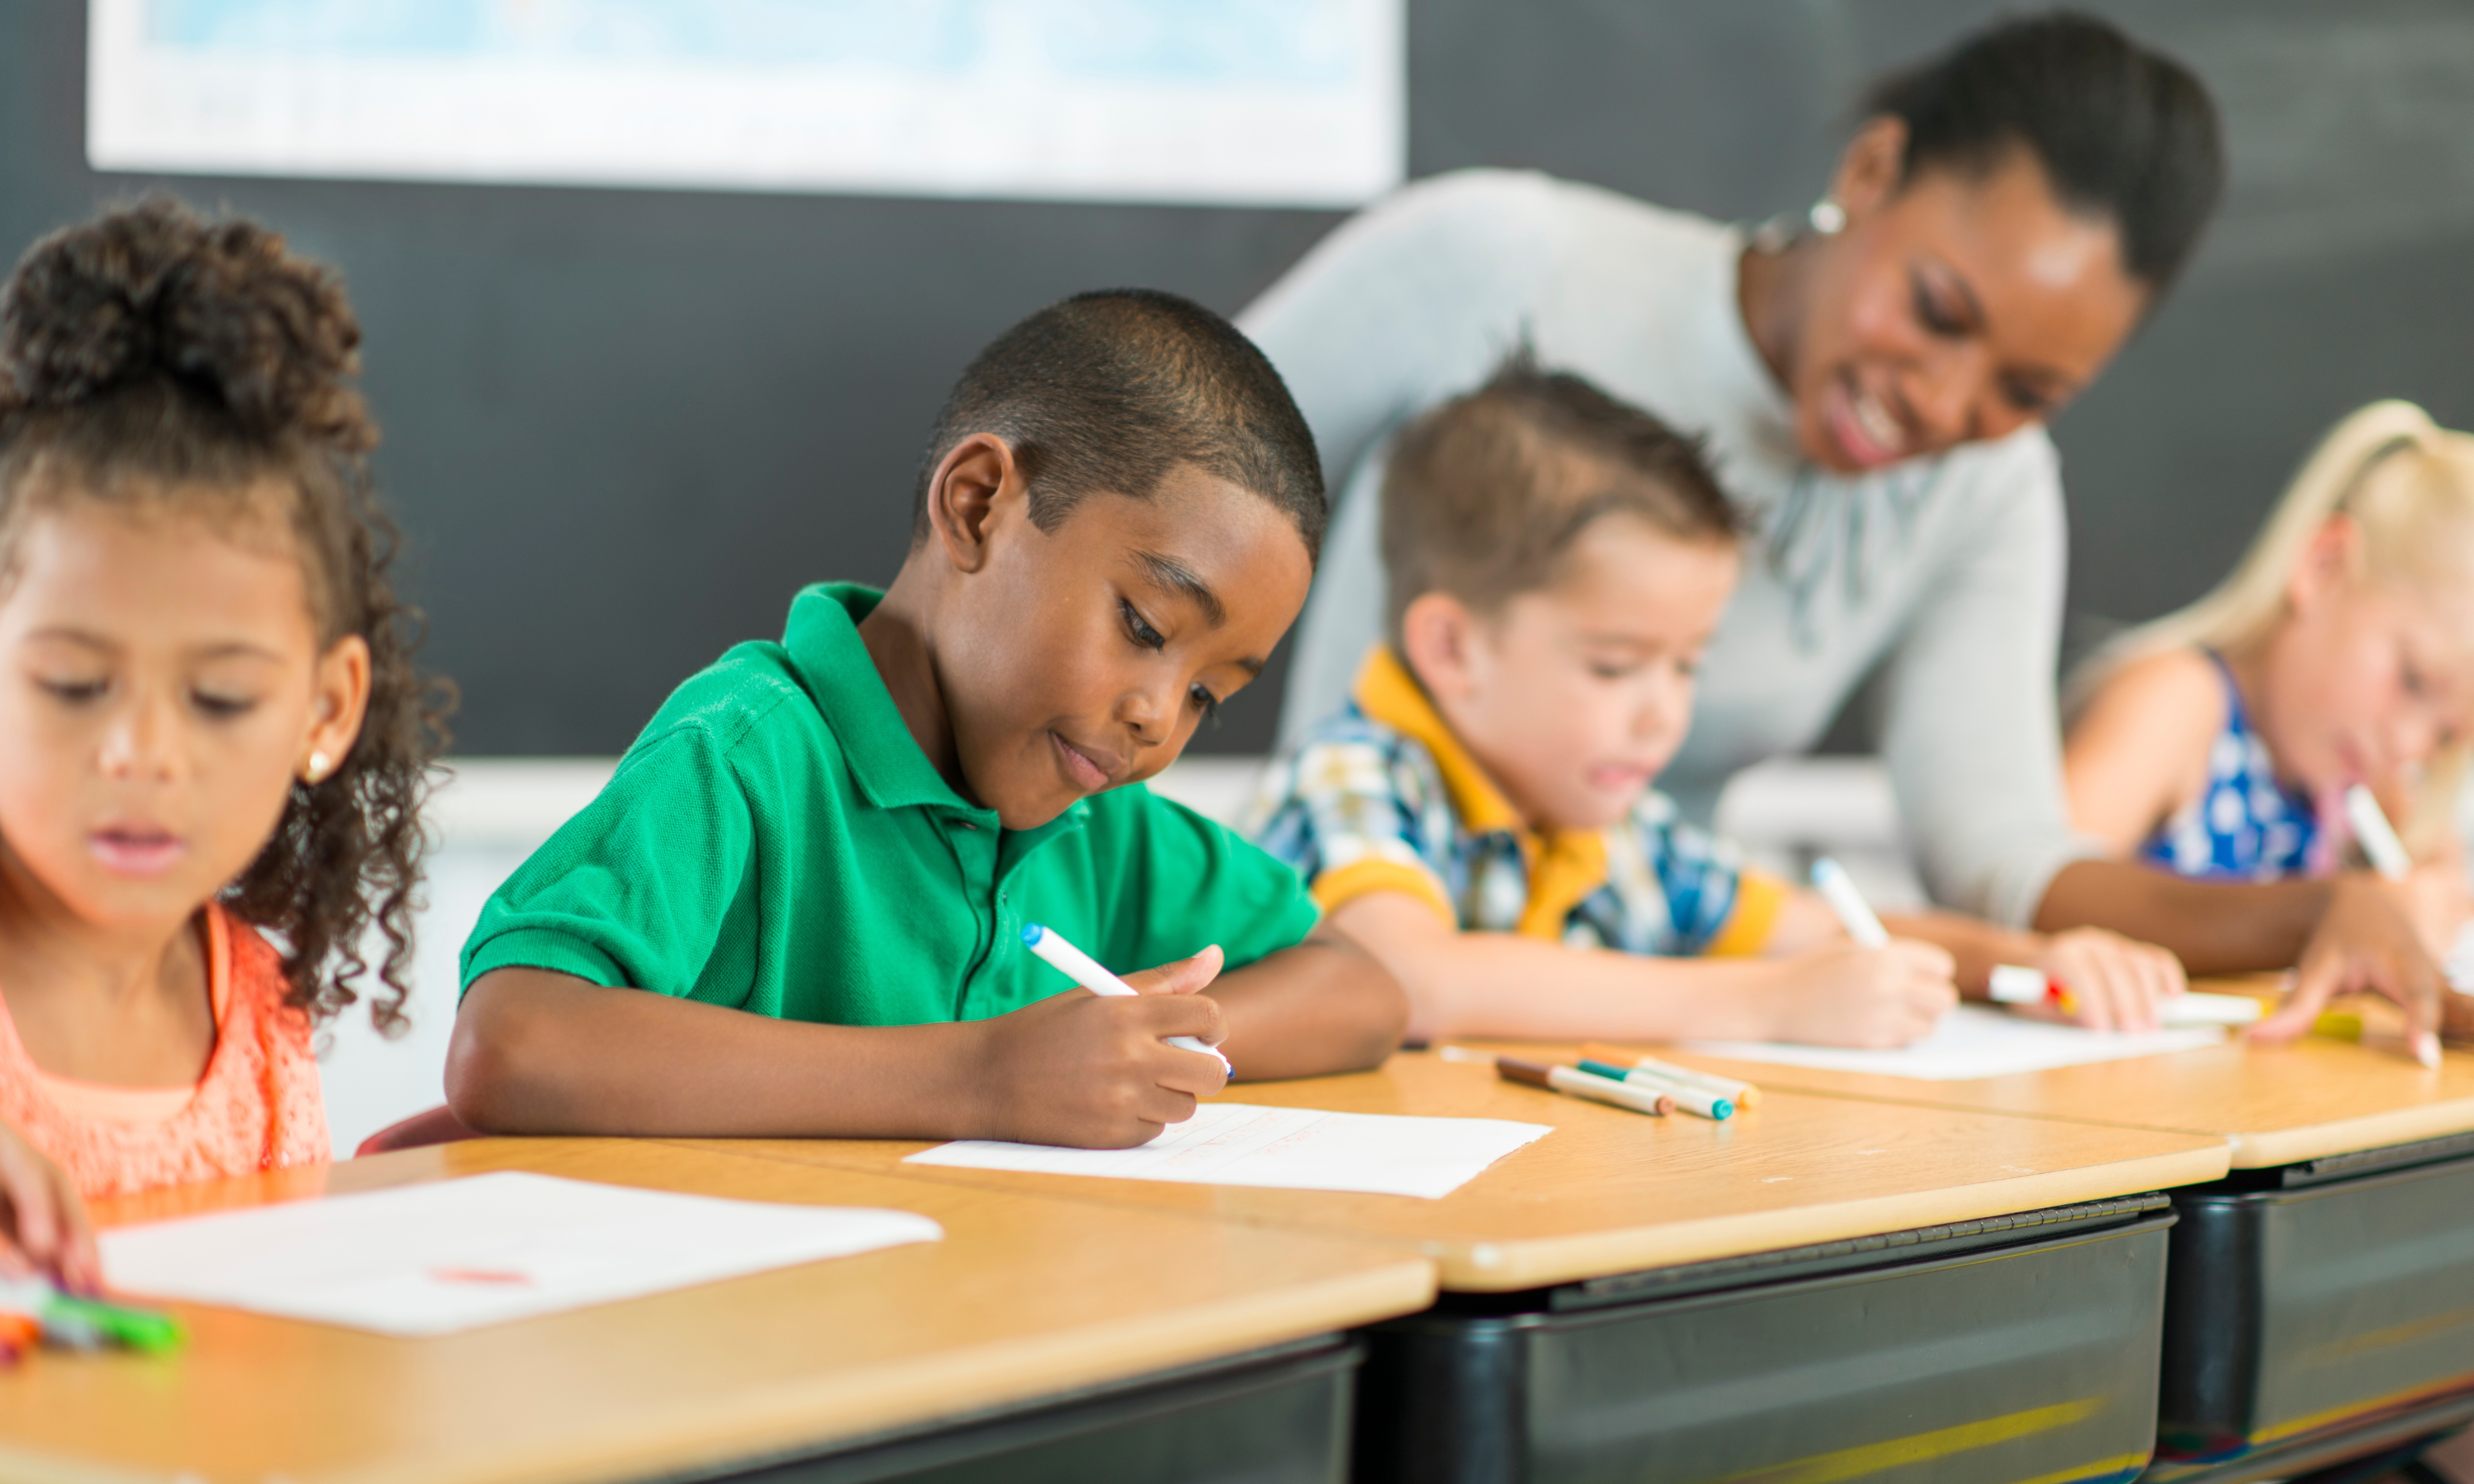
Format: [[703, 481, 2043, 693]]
[[449, 290, 1407, 1148]]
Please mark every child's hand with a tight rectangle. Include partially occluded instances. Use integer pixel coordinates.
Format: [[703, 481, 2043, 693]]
[[1772, 939, 1957, 1047], [0, 1120, 96, 1293], [968, 948, 1230, 1148], [2256, 875, 2448, 1065], [2025, 928, 2187, 1032]]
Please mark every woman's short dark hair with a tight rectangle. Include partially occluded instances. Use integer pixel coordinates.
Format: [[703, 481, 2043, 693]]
[[1867, 10, 2225, 293]]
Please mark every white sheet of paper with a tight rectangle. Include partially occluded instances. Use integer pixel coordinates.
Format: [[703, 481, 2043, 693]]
[[905, 1102, 1549, 1200], [98, 1171, 943, 1336], [1684, 1004, 2227, 1081]]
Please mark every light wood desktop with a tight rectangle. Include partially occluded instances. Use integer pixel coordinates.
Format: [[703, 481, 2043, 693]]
[[1, 1137, 1436, 1484], [1627, 979, 2474, 1167], [677, 1050, 2232, 1292]]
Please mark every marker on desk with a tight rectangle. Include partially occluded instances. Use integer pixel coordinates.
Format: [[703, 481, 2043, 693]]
[[1990, 965, 2263, 1027], [1494, 1056, 1678, 1118], [1021, 923, 1230, 1073], [1809, 857, 1889, 948], [1988, 964, 2079, 1018], [1577, 1058, 1736, 1120], [0, 1278, 182, 1355], [1579, 1044, 1760, 1109], [2338, 786, 2444, 1068]]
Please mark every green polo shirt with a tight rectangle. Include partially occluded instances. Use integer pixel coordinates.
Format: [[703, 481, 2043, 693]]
[[460, 583, 1321, 1026]]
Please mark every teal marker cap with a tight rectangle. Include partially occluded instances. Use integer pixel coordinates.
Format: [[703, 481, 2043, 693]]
[[1576, 1058, 1632, 1082]]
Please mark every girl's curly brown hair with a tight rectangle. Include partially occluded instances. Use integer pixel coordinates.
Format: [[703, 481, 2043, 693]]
[[0, 196, 451, 1033]]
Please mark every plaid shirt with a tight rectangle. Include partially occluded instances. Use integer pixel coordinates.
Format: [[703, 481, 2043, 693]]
[[1246, 648, 1781, 956]]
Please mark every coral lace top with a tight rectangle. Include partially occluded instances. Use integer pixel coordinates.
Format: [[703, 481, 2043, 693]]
[[0, 904, 329, 1199]]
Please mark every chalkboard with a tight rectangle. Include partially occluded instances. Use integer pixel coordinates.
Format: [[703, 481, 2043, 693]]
[[2, 0, 2469, 756]]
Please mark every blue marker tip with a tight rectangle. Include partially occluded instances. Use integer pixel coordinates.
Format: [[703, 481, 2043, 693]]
[[1711, 1099, 1735, 1121], [1021, 923, 1045, 946]]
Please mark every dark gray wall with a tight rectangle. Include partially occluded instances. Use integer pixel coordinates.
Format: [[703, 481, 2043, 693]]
[[2, 1, 2469, 755]]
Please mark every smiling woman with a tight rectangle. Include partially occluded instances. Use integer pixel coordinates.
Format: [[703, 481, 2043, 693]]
[[1257, 12, 2222, 930]]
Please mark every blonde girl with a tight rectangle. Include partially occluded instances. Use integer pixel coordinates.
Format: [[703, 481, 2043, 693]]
[[0, 200, 448, 1284], [2067, 400, 2474, 1044]]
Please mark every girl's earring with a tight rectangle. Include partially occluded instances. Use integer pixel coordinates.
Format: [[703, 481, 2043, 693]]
[[1807, 197, 1847, 236], [305, 751, 332, 785]]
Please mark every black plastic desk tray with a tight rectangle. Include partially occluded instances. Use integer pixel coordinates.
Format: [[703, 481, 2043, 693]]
[[1355, 1196, 2174, 1484], [721, 1336, 1359, 1484], [2154, 1132, 2474, 1468]]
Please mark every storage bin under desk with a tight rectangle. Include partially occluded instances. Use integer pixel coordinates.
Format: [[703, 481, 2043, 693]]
[[2151, 1132, 2474, 1475], [727, 1337, 1359, 1484], [1355, 1197, 2172, 1484]]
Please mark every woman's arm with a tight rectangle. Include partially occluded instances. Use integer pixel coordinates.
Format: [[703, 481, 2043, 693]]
[[1881, 909, 2185, 1031], [2062, 647, 2225, 852], [1327, 890, 1955, 1047], [2036, 862, 2447, 1062]]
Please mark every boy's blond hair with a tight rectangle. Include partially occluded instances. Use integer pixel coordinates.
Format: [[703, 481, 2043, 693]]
[[1380, 353, 1738, 647], [2071, 400, 2474, 853]]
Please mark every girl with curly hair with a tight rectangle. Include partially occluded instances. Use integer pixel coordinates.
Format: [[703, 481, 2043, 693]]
[[0, 197, 447, 1285]]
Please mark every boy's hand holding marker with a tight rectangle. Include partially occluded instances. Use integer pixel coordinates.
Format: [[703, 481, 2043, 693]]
[[975, 931, 1231, 1149], [1801, 859, 1959, 1045]]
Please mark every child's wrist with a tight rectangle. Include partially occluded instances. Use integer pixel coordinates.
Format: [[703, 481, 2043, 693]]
[[943, 1019, 1004, 1141]]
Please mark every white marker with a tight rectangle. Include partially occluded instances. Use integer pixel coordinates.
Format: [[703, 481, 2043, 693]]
[[2338, 787, 2443, 1068], [1810, 857, 1890, 947], [2345, 784, 2413, 881], [1021, 923, 1230, 1071], [2157, 992, 2265, 1028]]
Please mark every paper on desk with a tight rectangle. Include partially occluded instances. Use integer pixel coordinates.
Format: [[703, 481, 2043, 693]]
[[1684, 1004, 2227, 1081], [97, 1171, 942, 1336], [905, 1102, 1550, 1200]]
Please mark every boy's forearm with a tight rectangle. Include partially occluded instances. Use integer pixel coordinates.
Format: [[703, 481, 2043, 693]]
[[1205, 932, 1408, 1080], [1414, 935, 1792, 1042], [449, 968, 989, 1138], [1328, 895, 1791, 1043]]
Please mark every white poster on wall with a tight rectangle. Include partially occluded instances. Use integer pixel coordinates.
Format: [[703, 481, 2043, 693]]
[[87, 1, 1405, 208]]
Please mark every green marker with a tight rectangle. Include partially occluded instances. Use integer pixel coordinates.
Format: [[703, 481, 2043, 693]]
[[0, 1278, 183, 1354]]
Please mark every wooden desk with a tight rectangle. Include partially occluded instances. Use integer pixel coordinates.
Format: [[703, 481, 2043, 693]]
[[0, 1137, 1435, 1484], [1616, 983, 2474, 1167], [677, 1049, 2231, 1291]]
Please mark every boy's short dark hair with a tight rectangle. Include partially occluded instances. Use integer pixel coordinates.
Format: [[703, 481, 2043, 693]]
[[1382, 353, 1738, 643], [912, 288, 1325, 561]]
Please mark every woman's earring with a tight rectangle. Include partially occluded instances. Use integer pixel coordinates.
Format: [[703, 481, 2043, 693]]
[[1808, 197, 1847, 236], [305, 751, 332, 784]]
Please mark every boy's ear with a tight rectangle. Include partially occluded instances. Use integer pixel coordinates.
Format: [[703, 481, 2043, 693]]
[[922, 433, 1023, 575], [1400, 592, 1483, 703]]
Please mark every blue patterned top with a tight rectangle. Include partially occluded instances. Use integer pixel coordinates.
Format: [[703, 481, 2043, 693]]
[[2138, 651, 2322, 881]]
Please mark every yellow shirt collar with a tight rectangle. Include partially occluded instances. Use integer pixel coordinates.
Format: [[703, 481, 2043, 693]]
[[1351, 645, 1523, 836], [1350, 646, 1610, 940]]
